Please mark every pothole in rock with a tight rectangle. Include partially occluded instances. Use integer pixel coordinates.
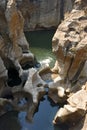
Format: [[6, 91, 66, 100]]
[[21, 61, 35, 70], [7, 68, 22, 87]]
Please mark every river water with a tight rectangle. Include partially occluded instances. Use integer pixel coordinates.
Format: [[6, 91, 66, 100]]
[[0, 30, 67, 130], [25, 30, 56, 68]]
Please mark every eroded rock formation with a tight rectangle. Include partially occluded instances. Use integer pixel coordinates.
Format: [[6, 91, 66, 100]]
[[49, 0, 87, 129], [0, 0, 46, 121], [0, 0, 74, 31], [0, 0, 87, 130], [16, 0, 75, 30]]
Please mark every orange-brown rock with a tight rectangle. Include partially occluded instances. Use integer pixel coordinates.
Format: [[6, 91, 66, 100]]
[[48, 0, 87, 129], [0, 0, 45, 120]]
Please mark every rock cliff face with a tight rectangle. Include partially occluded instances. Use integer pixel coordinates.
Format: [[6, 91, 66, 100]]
[[0, 0, 74, 31], [19, 0, 74, 30], [50, 0, 87, 129], [0, 0, 46, 121]]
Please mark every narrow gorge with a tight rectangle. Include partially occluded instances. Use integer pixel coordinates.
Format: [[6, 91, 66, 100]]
[[0, 0, 87, 130]]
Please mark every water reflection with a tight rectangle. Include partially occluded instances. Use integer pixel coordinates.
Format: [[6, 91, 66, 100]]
[[18, 95, 69, 130], [0, 111, 21, 130], [0, 97, 68, 130], [18, 95, 58, 130]]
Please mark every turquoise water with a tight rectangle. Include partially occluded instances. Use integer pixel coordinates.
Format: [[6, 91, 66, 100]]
[[25, 30, 56, 67]]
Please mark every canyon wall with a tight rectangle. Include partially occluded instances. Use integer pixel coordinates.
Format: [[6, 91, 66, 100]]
[[50, 0, 87, 129], [0, 0, 45, 121], [0, 0, 74, 31], [18, 0, 75, 30], [0, 0, 87, 130]]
